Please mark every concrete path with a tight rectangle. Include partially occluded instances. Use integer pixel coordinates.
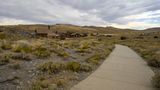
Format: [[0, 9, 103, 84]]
[[71, 45, 157, 90]]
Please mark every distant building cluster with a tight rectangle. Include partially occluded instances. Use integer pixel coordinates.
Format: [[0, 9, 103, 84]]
[[32, 29, 88, 39]]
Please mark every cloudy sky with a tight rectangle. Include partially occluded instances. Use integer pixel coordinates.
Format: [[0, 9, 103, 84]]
[[0, 0, 160, 29]]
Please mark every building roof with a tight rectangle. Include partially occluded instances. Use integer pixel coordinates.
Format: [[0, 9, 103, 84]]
[[48, 33, 59, 36], [36, 29, 51, 34]]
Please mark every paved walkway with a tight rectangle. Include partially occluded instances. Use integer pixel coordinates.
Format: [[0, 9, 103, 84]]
[[71, 45, 157, 90]]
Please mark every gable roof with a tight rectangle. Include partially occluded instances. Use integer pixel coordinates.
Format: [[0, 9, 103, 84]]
[[36, 29, 51, 34]]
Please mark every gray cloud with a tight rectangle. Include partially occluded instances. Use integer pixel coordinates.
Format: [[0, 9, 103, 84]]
[[0, 0, 160, 29], [58, 0, 160, 24]]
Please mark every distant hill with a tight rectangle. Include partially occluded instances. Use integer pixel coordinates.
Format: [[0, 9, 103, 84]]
[[13, 24, 98, 33], [143, 27, 160, 33], [1, 24, 159, 35]]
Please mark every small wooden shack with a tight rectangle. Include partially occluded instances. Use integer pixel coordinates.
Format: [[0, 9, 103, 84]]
[[35, 29, 49, 37], [71, 33, 81, 37], [99, 34, 117, 37], [48, 33, 60, 38]]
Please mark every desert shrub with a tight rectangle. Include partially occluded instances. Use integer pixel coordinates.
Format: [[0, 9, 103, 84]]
[[31, 40, 50, 57], [11, 53, 32, 61], [0, 32, 6, 39], [62, 40, 79, 48], [31, 80, 44, 90], [140, 51, 160, 67], [48, 84, 57, 90], [60, 36, 65, 40], [86, 54, 102, 65], [50, 43, 69, 57], [0, 54, 11, 65], [76, 48, 88, 53], [53, 49, 69, 58], [80, 63, 92, 72], [31, 77, 66, 90], [57, 51, 69, 57], [33, 45, 50, 58], [0, 48, 2, 52], [76, 40, 99, 53], [31, 79, 57, 90], [80, 41, 90, 49], [52, 77, 66, 87], [39, 80, 51, 88], [98, 38, 102, 41], [76, 40, 91, 52], [12, 40, 32, 53], [100, 48, 112, 59], [37, 61, 65, 74], [120, 36, 127, 40], [152, 73, 160, 88], [147, 58, 160, 67], [154, 36, 158, 39], [141, 51, 153, 59], [38, 61, 84, 73], [0, 40, 12, 50], [66, 61, 81, 72], [76, 41, 90, 53]]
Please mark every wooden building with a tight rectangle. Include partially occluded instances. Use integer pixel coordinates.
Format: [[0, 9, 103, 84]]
[[35, 29, 50, 37]]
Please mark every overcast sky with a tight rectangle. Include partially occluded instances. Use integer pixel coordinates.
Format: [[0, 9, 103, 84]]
[[0, 0, 160, 29]]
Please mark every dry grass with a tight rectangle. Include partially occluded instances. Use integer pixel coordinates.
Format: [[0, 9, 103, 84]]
[[0, 54, 11, 65], [118, 34, 160, 88], [37, 61, 65, 74], [0, 30, 115, 90], [0, 32, 6, 39], [152, 72, 160, 88], [30, 73, 76, 90], [12, 40, 32, 53], [0, 40, 12, 50]]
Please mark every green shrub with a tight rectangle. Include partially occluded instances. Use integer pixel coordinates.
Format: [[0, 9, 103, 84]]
[[80, 42, 89, 50], [33, 46, 50, 58], [50, 44, 69, 58], [147, 59, 160, 67], [80, 63, 92, 72], [12, 40, 32, 53], [37, 61, 65, 74], [31, 77, 65, 90], [0, 54, 11, 65], [0, 32, 6, 39], [75, 41, 90, 53], [152, 73, 160, 88], [0, 48, 2, 52], [86, 54, 102, 65], [0, 40, 12, 50], [76, 48, 88, 53], [101, 49, 112, 59], [31, 80, 44, 90], [38, 61, 84, 73], [50, 77, 67, 87], [154, 36, 158, 39], [48, 84, 57, 90], [120, 36, 127, 40], [54, 49, 69, 58], [31, 79, 57, 90], [66, 61, 81, 72], [141, 50, 154, 59]]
